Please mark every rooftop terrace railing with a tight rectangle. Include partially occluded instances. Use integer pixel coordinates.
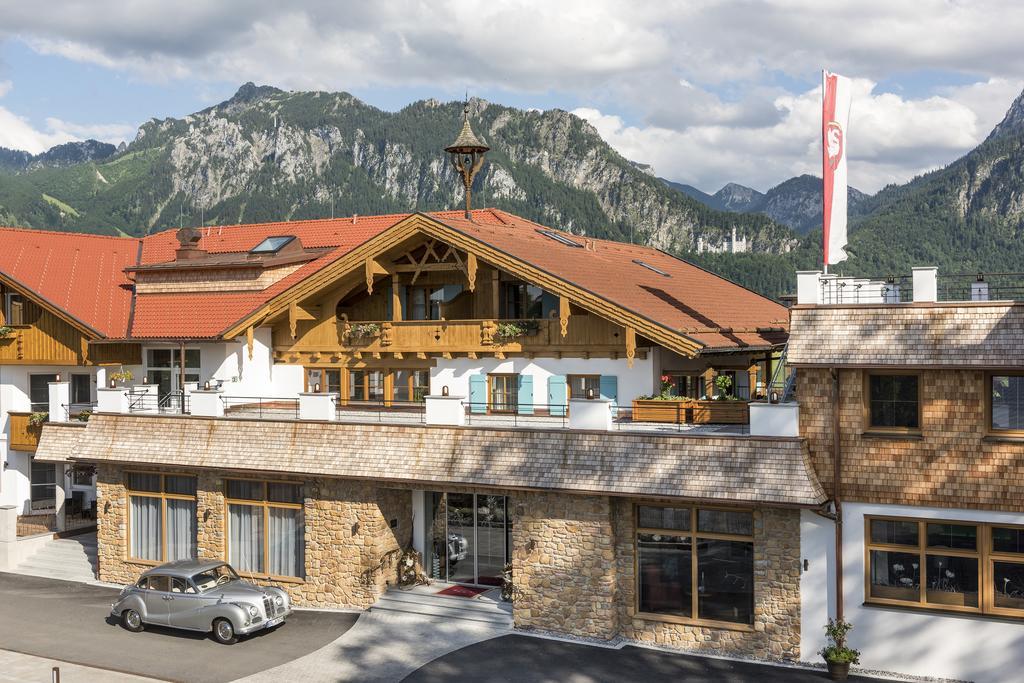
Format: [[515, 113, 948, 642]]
[[798, 268, 1024, 306]]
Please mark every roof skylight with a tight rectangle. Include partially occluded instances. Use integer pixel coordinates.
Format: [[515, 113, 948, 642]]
[[536, 229, 583, 248], [633, 259, 670, 277], [249, 235, 296, 254]]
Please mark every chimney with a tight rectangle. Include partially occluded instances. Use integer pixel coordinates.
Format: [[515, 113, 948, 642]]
[[174, 227, 207, 261]]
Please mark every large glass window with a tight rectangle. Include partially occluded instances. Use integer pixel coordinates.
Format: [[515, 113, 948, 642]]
[[29, 373, 57, 411], [226, 480, 304, 579], [991, 374, 1024, 432], [499, 281, 544, 319], [568, 375, 600, 400], [30, 459, 56, 510], [866, 516, 1024, 617], [348, 370, 384, 402], [127, 472, 197, 563], [488, 374, 518, 413], [405, 285, 463, 321], [636, 505, 754, 625], [867, 373, 920, 431], [70, 374, 92, 408]]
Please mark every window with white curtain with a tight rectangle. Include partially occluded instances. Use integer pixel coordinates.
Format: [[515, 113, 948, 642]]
[[127, 472, 197, 562], [226, 480, 304, 579]]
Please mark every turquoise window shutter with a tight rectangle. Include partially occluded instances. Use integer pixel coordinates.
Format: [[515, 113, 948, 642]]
[[600, 375, 619, 415], [548, 375, 567, 417], [469, 375, 487, 413], [517, 374, 534, 415]]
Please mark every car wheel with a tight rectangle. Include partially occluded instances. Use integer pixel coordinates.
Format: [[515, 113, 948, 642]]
[[212, 618, 238, 645], [121, 609, 144, 633]]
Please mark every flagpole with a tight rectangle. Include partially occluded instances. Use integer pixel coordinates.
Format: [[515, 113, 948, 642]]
[[822, 68, 828, 275]]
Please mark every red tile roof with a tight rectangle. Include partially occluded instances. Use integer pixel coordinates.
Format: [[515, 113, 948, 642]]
[[0, 210, 787, 350], [0, 227, 139, 336]]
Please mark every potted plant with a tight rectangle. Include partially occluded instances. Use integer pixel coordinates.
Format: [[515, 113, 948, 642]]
[[28, 411, 49, 428], [493, 320, 540, 344], [349, 322, 381, 340], [0, 324, 14, 338], [109, 366, 134, 385], [820, 618, 860, 680], [714, 373, 734, 400]]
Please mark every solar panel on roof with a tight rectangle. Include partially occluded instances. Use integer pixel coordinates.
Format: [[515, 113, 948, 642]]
[[536, 229, 583, 248], [249, 235, 296, 254], [633, 259, 671, 277]]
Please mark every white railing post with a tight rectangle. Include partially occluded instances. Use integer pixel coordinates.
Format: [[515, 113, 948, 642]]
[[568, 398, 614, 431], [298, 392, 337, 421], [972, 279, 990, 301], [130, 384, 159, 414], [48, 380, 70, 423], [96, 387, 130, 414], [190, 389, 225, 417], [424, 395, 467, 426], [749, 402, 800, 437], [796, 271, 823, 305], [912, 266, 938, 303]]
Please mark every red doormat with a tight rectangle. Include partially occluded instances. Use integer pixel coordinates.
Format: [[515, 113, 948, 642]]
[[437, 585, 488, 598]]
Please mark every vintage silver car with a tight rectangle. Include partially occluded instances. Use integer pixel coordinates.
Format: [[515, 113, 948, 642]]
[[110, 560, 291, 644]]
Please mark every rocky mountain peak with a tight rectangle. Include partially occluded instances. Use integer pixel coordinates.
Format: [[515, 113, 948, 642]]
[[987, 88, 1024, 142], [713, 183, 764, 212], [228, 82, 285, 105]]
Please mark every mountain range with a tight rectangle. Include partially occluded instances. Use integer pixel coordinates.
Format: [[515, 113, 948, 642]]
[[2, 83, 1024, 299], [0, 83, 795, 254], [663, 175, 871, 235]]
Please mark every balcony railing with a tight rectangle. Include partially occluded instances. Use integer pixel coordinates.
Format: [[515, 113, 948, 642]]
[[800, 269, 1024, 306]]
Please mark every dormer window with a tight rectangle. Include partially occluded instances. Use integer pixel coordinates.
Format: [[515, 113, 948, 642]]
[[249, 236, 296, 254]]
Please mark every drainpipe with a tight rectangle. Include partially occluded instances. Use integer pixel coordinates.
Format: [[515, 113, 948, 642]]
[[831, 367, 844, 623]]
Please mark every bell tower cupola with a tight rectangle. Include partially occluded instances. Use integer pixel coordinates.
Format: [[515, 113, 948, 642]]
[[445, 100, 489, 219]]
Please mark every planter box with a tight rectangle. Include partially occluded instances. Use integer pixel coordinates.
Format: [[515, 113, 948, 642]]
[[631, 399, 749, 425]]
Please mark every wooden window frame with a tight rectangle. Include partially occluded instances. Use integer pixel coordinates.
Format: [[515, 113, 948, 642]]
[[634, 502, 755, 631], [224, 478, 305, 582], [487, 373, 519, 414], [864, 515, 1024, 619], [986, 371, 1024, 437], [862, 370, 923, 435], [567, 374, 601, 400], [125, 471, 197, 566]]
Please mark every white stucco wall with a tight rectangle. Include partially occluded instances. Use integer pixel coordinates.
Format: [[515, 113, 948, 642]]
[[430, 354, 656, 406], [805, 502, 1024, 683]]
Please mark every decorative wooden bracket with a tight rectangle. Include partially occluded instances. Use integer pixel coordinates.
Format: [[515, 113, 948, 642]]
[[79, 337, 89, 365], [559, 296, 571, 338], [381, 322, 394, 347], [625, 326, 636, 368], [246, 326, 254, 360], [288, 302, 298, 340], [480, 320, 497, 346], [365, 257, 387, 294], [466, 252, 478, 292]]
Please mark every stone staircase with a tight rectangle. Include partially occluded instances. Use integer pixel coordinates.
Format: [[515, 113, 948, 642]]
[[13, 532, 98, 583], [369, 584, 513, 627]]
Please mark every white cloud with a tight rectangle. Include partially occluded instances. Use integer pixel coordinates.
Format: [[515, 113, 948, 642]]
[[0, 80, 12, 98], [575, 76, 1024, 193], [2, 1, 1024, 189]]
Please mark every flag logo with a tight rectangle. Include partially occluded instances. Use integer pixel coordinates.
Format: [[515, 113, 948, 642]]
[[825, 121, 844, 170]]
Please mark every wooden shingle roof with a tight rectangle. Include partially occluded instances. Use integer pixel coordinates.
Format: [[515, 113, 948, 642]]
[[59, 414, 826, 507]]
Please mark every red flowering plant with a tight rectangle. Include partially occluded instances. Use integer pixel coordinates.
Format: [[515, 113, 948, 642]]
[[659, 374, 675, 399]]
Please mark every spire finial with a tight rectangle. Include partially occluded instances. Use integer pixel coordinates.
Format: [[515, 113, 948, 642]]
[[445, 96, 489, 220]]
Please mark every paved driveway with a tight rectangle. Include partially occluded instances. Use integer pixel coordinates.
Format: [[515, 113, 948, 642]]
[[0, 572, 357, 683], [404, 634, 886, 683]]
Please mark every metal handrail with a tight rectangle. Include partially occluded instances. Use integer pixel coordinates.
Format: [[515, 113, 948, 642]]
[[221, 396, 300, 419], [461, 402, 569, 428]]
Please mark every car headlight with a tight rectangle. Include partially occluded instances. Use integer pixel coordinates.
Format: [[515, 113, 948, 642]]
[[246, 604, 259, 618], [274, 595, 284, 607]]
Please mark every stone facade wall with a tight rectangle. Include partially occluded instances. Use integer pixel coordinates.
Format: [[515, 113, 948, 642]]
[[799, 367, 1024, 510], [96, 464, 410, 609], [511, 492, 619, 639], [613, 502, 802, 660]]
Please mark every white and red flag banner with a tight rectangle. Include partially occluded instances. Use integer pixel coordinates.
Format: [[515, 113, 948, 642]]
[[822, 70, 852, 266]]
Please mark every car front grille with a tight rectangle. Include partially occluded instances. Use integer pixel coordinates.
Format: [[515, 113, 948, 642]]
[[263, 596, 275, 618]]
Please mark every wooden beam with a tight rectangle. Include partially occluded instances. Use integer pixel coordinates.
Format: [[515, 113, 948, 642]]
[[391, 272, 402, 322], [246, 326, 254, 360], [365, 256, 387, 294], [391, 263, 462, 273], [288, 302, 298, 340], [625, 326, 636, 368], [491, 269, 500, 318], [559, 296, 571, 338], [467, 351, 477, 359], [466, 252, 478, 292]]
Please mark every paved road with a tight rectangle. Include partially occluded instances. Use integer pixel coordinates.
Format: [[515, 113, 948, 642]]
[[0, 572, 358, 683], [403, 634, 886, 683]]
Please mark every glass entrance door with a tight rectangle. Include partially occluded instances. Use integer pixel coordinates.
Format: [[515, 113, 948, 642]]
[[426, 492, 509, 586]]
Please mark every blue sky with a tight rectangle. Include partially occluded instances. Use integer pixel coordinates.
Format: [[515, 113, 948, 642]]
[[0, 1, 1021, 193]]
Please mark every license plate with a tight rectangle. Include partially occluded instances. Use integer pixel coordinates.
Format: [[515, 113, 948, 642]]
[[265, 616, 284, 628]]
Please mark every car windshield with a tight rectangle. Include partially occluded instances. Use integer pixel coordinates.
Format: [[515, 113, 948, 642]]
[[191, 564, 241, 592]]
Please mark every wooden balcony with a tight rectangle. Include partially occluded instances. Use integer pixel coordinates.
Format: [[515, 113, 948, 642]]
[[278, 316, 637, 359], [8, 412, 42, 452]]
